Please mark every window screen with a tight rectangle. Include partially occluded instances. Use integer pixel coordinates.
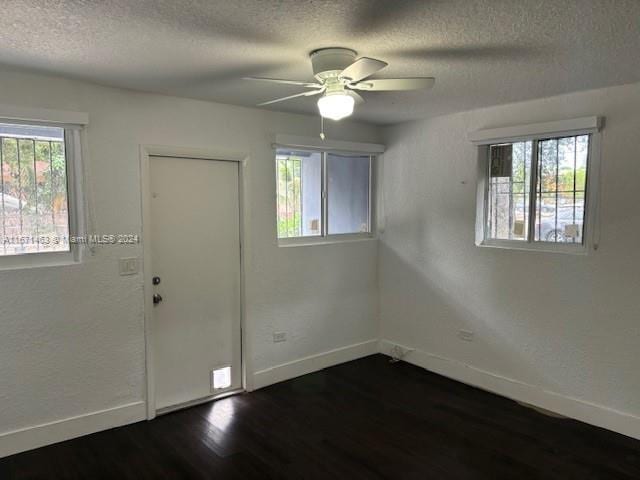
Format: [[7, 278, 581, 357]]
[[327, 153, 370, 235]]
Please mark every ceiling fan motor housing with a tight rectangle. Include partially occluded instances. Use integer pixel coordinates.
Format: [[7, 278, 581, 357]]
[[310, 48, 357, 80]]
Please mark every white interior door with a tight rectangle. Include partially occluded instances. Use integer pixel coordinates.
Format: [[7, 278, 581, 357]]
[[149, 155, 242, 411]]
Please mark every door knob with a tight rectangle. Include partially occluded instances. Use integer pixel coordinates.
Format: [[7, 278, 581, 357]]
[[152, 276, 161, 285], [153, 293, 163, 305]]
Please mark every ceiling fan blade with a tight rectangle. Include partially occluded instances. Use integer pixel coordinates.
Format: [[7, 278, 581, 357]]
[[345, 90, 365, 105], [243, 77, 322, 88], [257, 89, 324, 106], [350, 77, 435, 91], [339, 57, 388, 82]]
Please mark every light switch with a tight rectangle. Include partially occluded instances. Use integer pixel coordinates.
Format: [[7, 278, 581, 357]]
[[119, 257, 139, 276]]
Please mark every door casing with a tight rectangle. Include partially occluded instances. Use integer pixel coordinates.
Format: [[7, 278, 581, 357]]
[[139, 144, 251, 420]]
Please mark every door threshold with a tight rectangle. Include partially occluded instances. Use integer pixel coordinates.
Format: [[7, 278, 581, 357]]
[[155, 389, 245, 416]]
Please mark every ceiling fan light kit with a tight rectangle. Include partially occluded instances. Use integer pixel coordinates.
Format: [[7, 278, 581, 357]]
[[244, 47, 435, 121], [317, 91, 355, 121]]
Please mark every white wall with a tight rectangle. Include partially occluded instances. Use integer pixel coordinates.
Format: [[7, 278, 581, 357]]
[[0, 70, 380, 453], [379, 82, 640, 439]]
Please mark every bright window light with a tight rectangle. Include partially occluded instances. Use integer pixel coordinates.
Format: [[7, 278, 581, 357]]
[[481, 133, 591, 252], [274, 148, 373, 241], [0, 123, 70, 256], [212, 366, 231, 390], [317, 93, 355, 121]]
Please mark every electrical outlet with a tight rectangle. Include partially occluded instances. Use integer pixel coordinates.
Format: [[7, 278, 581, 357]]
[[458, 329, 474, 342], [118, 257, 139, 276], [273, 332, 287, 343], [390, 345, 404, 358], [389, 344, 405, 362]]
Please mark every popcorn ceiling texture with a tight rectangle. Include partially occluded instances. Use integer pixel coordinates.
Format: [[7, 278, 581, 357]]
[[0, 0, 638, 124], [0, 70, 380, 435]]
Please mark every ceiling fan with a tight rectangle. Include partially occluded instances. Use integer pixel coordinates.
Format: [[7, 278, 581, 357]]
[[244, 48, 435, 121]]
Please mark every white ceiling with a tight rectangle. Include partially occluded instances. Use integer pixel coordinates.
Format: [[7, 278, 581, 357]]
[[1, 0, 639, 125]]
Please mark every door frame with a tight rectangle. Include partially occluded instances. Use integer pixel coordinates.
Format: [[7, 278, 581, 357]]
[[139, 144, 250, 420]]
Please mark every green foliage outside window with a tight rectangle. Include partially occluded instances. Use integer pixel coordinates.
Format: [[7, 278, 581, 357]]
[[276, 156, 302, 238]]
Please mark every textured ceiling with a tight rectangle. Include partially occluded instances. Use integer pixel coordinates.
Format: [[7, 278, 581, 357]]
[[0, 0, 639, 125]]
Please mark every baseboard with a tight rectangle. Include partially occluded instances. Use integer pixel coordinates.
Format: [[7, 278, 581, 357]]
[[0, 401, 146, 459], [379, 339, 640, 441], [0, 340, 372, 458], [252, 339, 379, 390], [6, 339, 636, 459]]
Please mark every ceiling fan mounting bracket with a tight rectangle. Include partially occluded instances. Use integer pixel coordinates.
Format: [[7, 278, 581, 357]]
[[324, 79, 346, 95], [310, 48, 357, 80]]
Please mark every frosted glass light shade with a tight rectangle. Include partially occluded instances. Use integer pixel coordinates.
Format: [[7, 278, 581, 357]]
[[317, 93, 355, 121]]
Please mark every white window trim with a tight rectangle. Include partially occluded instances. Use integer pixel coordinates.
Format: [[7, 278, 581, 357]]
[[0, 103, 89, 126], [274, 135, 383, 247], [472, 117, 603, 255], [278, 232, 377, 247], [0, 105, 89, 270], [468, 116, 602, 145]]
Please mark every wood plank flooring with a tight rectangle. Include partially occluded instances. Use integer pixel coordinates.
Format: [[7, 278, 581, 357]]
[[1, 354, 639, 479]]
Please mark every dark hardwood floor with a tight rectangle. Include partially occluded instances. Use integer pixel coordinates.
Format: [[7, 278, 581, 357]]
[[2, 354, 639, 479]]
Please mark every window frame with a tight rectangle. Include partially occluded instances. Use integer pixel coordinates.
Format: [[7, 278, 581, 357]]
[[0, 109, 88, 270], [473, 118, 602, 255], [275, 145, 377, 247]]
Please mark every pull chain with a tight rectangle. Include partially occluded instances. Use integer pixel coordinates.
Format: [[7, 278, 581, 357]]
[[319, 116, 326, 140]]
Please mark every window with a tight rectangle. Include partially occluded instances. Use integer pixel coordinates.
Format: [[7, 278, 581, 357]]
[[478, 128, 596, 253], [486, 141, 533, 241], [276, 149, 322, 238], [0, 123, 71, 256], [327, 153, 371, 235], [275, 147, 372, 242], [0, 112, 86, 268], [534, 136, 588, 243]]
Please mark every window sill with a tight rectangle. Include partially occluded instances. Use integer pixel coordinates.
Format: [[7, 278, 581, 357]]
[[476, 239, 589, 255], [0, 250, 80, 271], [278, 233, 377, 248]]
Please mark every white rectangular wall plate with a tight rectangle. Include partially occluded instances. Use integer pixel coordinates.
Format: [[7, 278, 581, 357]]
[[118, 257, 139, 276]]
